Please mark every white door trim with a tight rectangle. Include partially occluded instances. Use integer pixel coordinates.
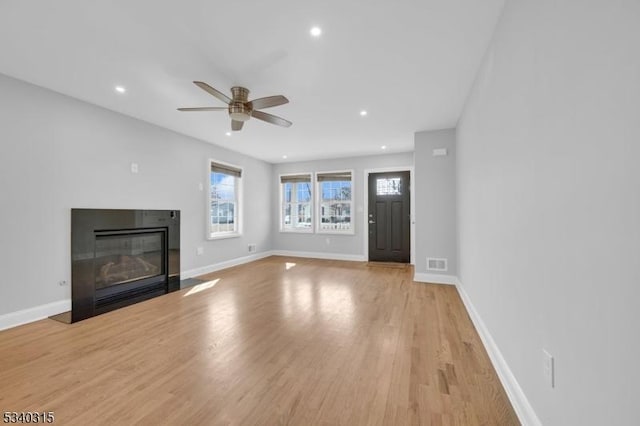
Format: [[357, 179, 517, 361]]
[[363, 166, 415, 264]]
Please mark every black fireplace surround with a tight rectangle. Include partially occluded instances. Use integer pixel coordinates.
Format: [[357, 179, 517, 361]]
[[71, 209, 180, 322]]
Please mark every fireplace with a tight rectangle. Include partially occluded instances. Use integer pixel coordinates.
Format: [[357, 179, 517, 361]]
[[71, 209, 180, 322]]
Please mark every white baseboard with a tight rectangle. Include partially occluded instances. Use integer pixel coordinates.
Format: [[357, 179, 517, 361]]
[[0, 299, 71, 331], [181, 251, 274, 279], [271, 250, 366, 262], [413, 272, 459, 285], [456, 280, 542, 426]]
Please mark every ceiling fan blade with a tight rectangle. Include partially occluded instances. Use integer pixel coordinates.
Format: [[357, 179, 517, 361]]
[[231, 120, 244, 131], [249, 95, 289, 110], [193, 81, 231, 104], [251, 110, 292, 127], [177, 107, 227, 112]]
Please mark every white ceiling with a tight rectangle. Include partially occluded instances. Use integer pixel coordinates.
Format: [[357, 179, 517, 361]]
[[0, 0, 504, 163]]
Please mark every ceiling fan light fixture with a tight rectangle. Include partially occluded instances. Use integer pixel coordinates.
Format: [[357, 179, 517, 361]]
[[229, 102, 251, 121], [230, 111, 251, 121]]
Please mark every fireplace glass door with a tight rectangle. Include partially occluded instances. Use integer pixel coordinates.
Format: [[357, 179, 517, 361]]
[[94, 230, 166, 293]]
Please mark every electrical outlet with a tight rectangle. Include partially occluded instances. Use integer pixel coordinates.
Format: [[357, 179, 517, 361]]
[[196, 247, 204, 255], [130, 162, 139, 173], [543, 349, 555, 388], [325, 238, 331, 245], [248, 243, 257, 253]]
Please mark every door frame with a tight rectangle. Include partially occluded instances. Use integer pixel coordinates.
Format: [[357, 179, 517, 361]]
[[363, 166, 415, 264]]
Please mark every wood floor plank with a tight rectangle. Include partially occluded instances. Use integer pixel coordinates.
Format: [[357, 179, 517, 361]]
[[0, 256, 519, 425]]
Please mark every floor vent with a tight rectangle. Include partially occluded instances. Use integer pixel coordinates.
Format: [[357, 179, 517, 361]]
[[427, 258, 448, 272]]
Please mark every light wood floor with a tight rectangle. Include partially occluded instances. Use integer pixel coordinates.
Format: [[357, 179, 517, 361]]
[[0, 256, 519, 425]]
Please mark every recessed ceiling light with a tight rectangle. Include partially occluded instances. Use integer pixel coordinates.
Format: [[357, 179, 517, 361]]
[[381, 145, 387, 150], [360, 110, 368, 117], [115, 86, 126, 94], [225, 131, 232, 137], [282, 155, 288, 159], [310, 26, 322, 37]]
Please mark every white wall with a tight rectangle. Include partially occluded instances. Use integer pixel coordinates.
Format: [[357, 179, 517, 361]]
[[0, 73, 273, 317], [457, 0, 640, 424], [414, 129, 457, 278], [272, 153, 413, 258]]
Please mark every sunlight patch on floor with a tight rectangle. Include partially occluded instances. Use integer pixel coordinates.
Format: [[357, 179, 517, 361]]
[[285, 262, 296, 270], [183, 279, 220, 297]]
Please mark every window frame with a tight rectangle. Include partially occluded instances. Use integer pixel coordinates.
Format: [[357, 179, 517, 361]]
[[315, 169, 355, 235], [279, 172, 314, 233], [207, 159, 243, 240]]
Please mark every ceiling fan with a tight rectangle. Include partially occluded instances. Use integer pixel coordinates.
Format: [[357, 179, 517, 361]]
[[178, 81, 292, 131]]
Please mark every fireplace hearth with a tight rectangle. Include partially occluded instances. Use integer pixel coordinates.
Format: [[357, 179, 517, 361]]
[[70, 209, 180, 322]]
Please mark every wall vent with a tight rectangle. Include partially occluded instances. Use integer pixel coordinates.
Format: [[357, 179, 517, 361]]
[[427, 258, 448, 272], [248, 243, 257, 253]]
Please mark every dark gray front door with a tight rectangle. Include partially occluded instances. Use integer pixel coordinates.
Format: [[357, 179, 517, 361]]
[[368, 171, 410, 263]]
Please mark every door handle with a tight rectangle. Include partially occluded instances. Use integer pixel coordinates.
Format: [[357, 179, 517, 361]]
[[368, 220, 376, 224]]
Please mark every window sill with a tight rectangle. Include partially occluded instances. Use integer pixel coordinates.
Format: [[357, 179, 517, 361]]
[[208, 232, 242, 240], [280, 229, 314, 234], [317, 230, 355, 236]]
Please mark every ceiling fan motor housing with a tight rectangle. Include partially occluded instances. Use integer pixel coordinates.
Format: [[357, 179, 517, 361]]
[[229, 86, 251, 121]]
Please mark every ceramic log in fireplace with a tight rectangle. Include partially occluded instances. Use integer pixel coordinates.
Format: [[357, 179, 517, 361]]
[[71, 209, 180, 322]]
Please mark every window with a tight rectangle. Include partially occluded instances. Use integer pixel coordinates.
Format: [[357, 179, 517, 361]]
[[209, 160, 242, 238], [317, 171, 353, 233], [376, 177, 402, 195], [280, 174, 313, 232]]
